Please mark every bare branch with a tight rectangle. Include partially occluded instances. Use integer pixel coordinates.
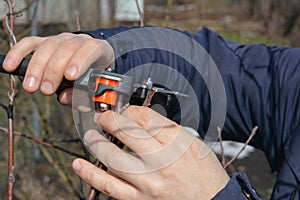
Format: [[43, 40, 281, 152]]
[[13, 0, 36, 16], [48, 138, 81, 143], [0, 102, 8, 110], [217, 127, 226, 167], [0, 126, 85, 158], [135, 0, 144, 27], [5, 16, 17, 44], [223, 126, 259, 169], [3, 0, 17, 198], [74, 10, 81, 31]]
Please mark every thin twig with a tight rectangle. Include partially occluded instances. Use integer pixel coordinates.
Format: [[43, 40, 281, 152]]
[[74, 10, 81, 31], [4, 0, 17, 199], [12, 0, 36, 16], [223, 126, 259, 169], [0, 126, 85, 158], [217, 127, 226, 167], [135, 0, 144, 27], [0, 102, 8, 110], [48, 138, 81, 143], [5, 16, 17, 45], [217, 127, 236, 173]]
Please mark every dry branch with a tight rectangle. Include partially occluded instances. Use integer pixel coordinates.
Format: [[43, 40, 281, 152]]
[[217, 127, 226, 167], [0, 126, 85, 159], [3, 0, 17, 199], [218, 126, 259, 170], [224, 126, 258, 169], [135, 0, 144, 27], [74, 10, 81, 31]]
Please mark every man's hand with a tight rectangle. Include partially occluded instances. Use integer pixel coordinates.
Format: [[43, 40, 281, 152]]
[[72, 106, 229, 200], [2, 33, 114, 98]]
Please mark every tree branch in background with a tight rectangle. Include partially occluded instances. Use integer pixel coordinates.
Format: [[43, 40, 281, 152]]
[[218, 126, 258, 170], [0, 125, 85, 199], [135, 0, 144, 27], [74, 10, 81, 31], [0, 102, 8, 110], [217, 127, 236, 173], [3, 0, 18, 199], [0, 126, 85, 159]]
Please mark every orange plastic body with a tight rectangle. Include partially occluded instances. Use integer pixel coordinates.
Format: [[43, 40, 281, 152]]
[[92, 77, 119, 106]]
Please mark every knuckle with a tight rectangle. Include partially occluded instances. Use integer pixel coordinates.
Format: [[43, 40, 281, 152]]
[[60, 39, 80, 51], [46, 56, 67, 72], [105, 148, 120, 168], [45, 63, 60, 76], [102, 178, 114, 195], [84, 170, 94, 183], [78, 33, 92, 39], [18, 36, 37, 44], [44, 36, 60, 44], [146, 181, 163, 198], [58, 32, 73, 39], [29, 57, 45, 68]]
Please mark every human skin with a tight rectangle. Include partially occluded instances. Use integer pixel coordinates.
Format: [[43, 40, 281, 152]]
[[73, 106, 229, 200], [3, 33, 229, 199], [2, 33, 114, 96]]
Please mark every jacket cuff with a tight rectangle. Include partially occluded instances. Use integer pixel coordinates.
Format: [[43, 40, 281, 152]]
[[212, 172, 261, 200]]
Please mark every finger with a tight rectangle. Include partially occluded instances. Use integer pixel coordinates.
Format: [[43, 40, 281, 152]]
[[58, 88, 73, 106], [96, 111, 162, 153], [40, 36, 87, 95], [22, 36, 63, 92], [72, 158, 138, 200], [65, 38, 114, 80], [122, 106, 179, 144], [84, 129, 144, 172], [60, 87, 93, 112], [3, 37, 46, 72]]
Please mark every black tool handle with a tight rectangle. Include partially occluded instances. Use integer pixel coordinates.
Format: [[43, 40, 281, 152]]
[[0, 54, 74, 95], [0, 54, 29, 77]]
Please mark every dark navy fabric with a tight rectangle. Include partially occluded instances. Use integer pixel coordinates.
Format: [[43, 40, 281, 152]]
[[212, 172, 261, 200], [80, 27, 300, 200]]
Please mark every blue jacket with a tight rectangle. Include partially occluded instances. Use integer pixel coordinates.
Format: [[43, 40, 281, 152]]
[[81, 26, 300, 199]]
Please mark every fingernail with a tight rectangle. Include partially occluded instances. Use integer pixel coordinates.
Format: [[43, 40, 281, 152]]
[[41, 81, 53, 92], [84, 130, 94, 145], [59, 89, 72, 105], [66, 66, 78, 77], [3, 58, 13, 68], [24, 76, 37, 88], [72, 159, 82, 172]]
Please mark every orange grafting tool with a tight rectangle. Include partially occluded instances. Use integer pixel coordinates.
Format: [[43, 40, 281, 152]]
[[92, 77, 119, 106], [89, 69, 133, 111]]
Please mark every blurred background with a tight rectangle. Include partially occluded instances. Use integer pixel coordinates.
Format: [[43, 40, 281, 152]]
[[1, 0, 299, 199]]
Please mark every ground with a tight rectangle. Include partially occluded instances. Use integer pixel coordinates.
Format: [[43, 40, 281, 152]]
[[234, 150, 276, 199]]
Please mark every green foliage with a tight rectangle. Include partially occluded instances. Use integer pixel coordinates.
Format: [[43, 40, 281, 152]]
[[214, 28, 290, 46]]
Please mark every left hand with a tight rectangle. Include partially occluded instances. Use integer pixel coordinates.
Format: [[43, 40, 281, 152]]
[[2, 33, 114, 96], [72, 106, 229, 200]]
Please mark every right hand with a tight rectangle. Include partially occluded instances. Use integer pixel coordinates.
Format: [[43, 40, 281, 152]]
[[73, 106, 230, 200], [2, 32, 114, 104]]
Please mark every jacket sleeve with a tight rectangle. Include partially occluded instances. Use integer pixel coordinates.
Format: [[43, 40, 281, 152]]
[[213, 172, 261, 200], [78, 26, 300, 199]]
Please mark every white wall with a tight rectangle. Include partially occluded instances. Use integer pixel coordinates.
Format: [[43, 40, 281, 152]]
[[114, 0, 144, 21], [0, 0, 143, 26]]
